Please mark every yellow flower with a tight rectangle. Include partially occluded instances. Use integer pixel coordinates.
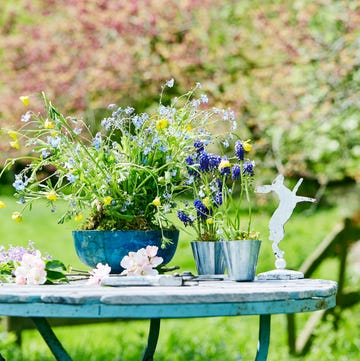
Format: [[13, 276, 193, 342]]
[[0, 201, 6, 208], [8, 131, 20, 148], [19, 96, 29, 106], [44, 119, 54, 129], [46, 190, 58, 202], [206, 218, 213, 225], [156, 119, 169, 131], [104, 196, 113, 206], [8, 131, 18, 141], [218, 159, 231, 169], [74, 213, 84, 222], [152, 196, 161, 207], [184, 124, 192, 131], [243, 139, 252, 152], [10, 140, 20, 149], [12, 212, 23, 223], [202, 197, 211, 208]]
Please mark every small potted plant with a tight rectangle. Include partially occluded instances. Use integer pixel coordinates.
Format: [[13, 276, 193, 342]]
[[177, 138, 261, 279], [0, 80, 236, 273]]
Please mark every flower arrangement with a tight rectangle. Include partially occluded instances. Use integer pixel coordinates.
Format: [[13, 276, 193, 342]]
[[177, 138, 259, 241], [0, 81, 238, 246]]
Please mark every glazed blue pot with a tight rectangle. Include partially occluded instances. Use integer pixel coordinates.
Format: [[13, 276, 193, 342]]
[[73, 229, 179, 274]]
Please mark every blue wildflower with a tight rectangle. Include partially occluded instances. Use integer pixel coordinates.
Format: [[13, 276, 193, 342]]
[[200, 94, 208, 104], [235, 140, 244, 161], [243, 161, 255, 176], [13, 175, 28, 191], [194, 199, 210, 220], [208, 153, 221, 170], [177, 210, 193, 226], [232, 164, 241, 180], [199, 152, 210, 172], [21, 111, 31, 123], [92, 132, 102, 151], [66, 174, 78, 184], [213, 192, 222, 206], [47, 136, 61, 149], [193, 140, 205, 153], [185, 155, 194, 166], [132, 115, 144, 129], [125, 106, 134, 115]]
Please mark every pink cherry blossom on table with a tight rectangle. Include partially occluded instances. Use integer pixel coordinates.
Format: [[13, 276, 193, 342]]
[[14, 251, 47, 285], [120, 245, 163, 276], [87, 263, 111, 285]]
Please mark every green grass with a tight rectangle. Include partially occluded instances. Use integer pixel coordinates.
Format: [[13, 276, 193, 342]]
[[0, 195, 359, 360]]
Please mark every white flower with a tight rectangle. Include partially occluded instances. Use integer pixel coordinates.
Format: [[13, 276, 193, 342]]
[[120, 246, 163, 276], [87, 263, 111, 285], [166, 78, 174, 88]]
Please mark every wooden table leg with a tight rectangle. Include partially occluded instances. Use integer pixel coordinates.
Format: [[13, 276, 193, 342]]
[[30, 317, 72, 361], [142, 318, 161, 361], [255, 314, 271, 361]]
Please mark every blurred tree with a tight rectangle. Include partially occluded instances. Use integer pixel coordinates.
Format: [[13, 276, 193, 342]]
[[1, 0, 359, 190]]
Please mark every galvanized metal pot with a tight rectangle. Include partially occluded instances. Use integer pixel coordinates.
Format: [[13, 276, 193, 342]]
[[222, 240, 261, 281], [191, 241, 226, 275]]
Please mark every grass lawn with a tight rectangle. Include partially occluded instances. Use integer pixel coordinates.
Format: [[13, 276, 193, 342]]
[[0, 195, 359, 360]]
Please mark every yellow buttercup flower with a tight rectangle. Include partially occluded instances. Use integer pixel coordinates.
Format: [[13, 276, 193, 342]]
[[44, 119, 54, 129], [152, 196, 161, 207], [206, 218, 213, 225], [202, 197, 211, 208], [8, 131, 18, 141], [12, 212, 23, 222], [46, 190, 58, 202], [19, 96, 29, 106], [218, 159, 231, 169], [156, 119, 169, 131], [10, 140, 20, 149], [104, 196, 113, 206], [243, 139, 252, 152], [0, 201, 6, 208], [74, 213, 84, 222]]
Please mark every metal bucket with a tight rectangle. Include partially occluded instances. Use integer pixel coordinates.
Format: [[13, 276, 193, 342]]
[[191, 241, 226, 275], [222, 240, 261, 281]]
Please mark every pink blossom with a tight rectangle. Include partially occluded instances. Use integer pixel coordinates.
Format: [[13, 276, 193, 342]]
[[120, 246, 163, 276], [87, 263, 111, 285], [14, 251, 47, 285]]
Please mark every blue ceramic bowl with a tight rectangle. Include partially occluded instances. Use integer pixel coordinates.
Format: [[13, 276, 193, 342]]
[[73, 229, 179, 274]]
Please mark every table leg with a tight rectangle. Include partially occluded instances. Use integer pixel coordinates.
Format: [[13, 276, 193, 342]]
[[255, 314, 271, 361], [142, 318, 161, 361], [30, 317, 72, 361]]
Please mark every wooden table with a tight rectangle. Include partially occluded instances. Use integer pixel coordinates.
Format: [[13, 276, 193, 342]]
[[0, 278, 337, 361]]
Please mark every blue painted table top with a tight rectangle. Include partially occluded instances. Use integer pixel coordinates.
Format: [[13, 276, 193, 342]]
[[0, 278, 337, 319]]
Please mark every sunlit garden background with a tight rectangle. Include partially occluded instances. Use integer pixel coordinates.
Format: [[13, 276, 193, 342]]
[[0, 0, 359, 360]]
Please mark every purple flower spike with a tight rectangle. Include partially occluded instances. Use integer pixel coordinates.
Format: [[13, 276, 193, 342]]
[[232, 164, 241, 180], [235, 140, 244, 161], [243, 161, 255, 176], [194, 199, 210, 220], [193, 140, 205, 153], [177, 210, 193, 226]]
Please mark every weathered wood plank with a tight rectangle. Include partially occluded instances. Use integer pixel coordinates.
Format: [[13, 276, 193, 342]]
[[0, 279, 337, 306]]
